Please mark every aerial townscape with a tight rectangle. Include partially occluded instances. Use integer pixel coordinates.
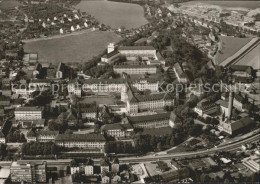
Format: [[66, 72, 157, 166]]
[[0, 0, 259, 183]]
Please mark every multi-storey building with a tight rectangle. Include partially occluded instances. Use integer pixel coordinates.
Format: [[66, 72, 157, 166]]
[[15, 106, 43, 121], [81, 107, 97, 120], [68, 78, 159, 94], [26, 130, 58, 143], [194, 99, 220, 117], [118, 46, 157, 60], [37, 130, 59, 142], [124, 87, 174, 114], [101, 123, 134, 138], [173, 63, 189, 84], [218, 117, 254, 135], [55, 134, 106, 151], [123, 112, 173, 129], [233, 94, 244, 112], [113, 65, 157, 75], [10, 161, 47, 183]]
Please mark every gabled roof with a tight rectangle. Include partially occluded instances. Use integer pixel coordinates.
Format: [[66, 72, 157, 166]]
[[37, 130, 58, 136], [234, 94, 244, 103], [229, 65, 253, 74], [55, 133, 106, 142], [27, 129, 36, 137], [101, 123, 125, 131], [231, 117, 254, 132], [15, 106, 43, 112], [128, 113, 171, 124]]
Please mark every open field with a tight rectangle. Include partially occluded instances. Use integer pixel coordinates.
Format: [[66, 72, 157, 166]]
[[75, 0, 148, 29], [24, 30, 122, 64], [0, 0, 21, 10], [182, 1, 260, 9]]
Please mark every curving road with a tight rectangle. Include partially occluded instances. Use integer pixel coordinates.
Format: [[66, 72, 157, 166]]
[[118, 132, 260, 164]]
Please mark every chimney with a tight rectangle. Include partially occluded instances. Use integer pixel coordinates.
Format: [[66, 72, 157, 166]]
[[228, 90, 233, 120]]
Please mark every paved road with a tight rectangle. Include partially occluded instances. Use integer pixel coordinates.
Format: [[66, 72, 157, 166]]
[[117, 133, 260, 164]]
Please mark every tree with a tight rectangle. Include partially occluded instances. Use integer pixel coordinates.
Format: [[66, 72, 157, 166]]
[[157, 142, 162, 151], [170, 136, 175, 146]]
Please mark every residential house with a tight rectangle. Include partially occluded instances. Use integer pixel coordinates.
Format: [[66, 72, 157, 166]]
[[26, 129, 37, 142], [85, 159, 94, 176], [100, 159, 110, 173], [56, 62, 68, 79]]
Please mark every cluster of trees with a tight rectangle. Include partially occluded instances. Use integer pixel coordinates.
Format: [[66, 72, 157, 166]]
[[104, 141, 134, 154], [21, 142, 60, 155], [6, 128, 26, 143], [191, 168, 260, 183], [26, 89, 52, 106], [157, 161, 170, 172], [0, 144, 7, 160]]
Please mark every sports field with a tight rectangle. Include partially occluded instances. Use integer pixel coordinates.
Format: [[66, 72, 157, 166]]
[[24, 30, 122, 64]]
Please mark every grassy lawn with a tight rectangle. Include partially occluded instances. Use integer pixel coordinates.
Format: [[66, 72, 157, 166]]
[[24, 30, 122, 64], [75, 0, 148, 29], [0, 0, 21, 10]]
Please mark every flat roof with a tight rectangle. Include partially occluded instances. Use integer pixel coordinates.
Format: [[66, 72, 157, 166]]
[[0, 168, 10, 179]]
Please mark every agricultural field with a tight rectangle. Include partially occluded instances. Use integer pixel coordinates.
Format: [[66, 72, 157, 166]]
[[75, 0, 148, 29], [24, 30, 122, 64]]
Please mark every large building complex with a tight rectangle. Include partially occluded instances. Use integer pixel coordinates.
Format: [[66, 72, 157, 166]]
[[14, 106, 43, 121], [55, 134, 106, 151], [101, 44, 162, 64], [68, 78, 159, 94], [123, 86, 174, 114], [123, 112, 175, 129], [113, 65, 157, 75]]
